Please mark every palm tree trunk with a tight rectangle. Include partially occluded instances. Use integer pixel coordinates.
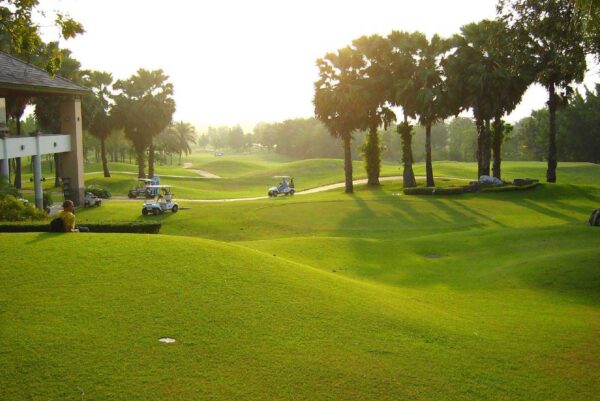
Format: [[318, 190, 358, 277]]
[[482, 119, 492, 177], [399, 119, 416, 188], [492, 116, 503, 180], [137, 148, 146, 178], [547, 82, 558, 183], [343, 134, 353, 194], [476, 117, 484, 177], [425, 123, 435, 187], [148, 144, 155, 178], [179, 151, 182, 165], [365, 126, 380, 186], [100, 137, 111, 178]]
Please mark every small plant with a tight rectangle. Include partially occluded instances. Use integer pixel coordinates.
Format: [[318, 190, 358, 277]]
[[43, 191, 53, 209], [0, 195, 46, 221], [85, 185, 112, 199]]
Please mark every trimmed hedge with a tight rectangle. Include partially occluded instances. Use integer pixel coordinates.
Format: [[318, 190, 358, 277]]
[[85, 185, 112, 199], [0, 222, 161, 234], [403, 181, 540, 196]]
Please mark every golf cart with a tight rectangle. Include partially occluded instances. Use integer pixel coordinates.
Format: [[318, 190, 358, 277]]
[[83, 192, 102, 207], [268, 176, 295, 197], [142, 185, 179, 215], [128, 179, 154, 199]]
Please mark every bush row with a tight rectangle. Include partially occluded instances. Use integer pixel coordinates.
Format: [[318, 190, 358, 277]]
[[403, 182, 539, 196], [85, 185, 112, 199], [0, 222, 161, 234]]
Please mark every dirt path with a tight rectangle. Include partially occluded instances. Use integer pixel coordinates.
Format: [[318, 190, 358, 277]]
[[84, 169, 220, 180], [182, 163, 222, 179]]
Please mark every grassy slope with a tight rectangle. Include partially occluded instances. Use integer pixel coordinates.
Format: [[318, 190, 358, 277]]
[[1, 230, 599, 401], [3, 156, 600, 400]]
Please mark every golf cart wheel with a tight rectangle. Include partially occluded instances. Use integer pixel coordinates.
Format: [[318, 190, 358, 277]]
[[152, 208, 160, 216], [142, 208, 149, 216], [172, 205, 178, 213], [289, 190, 295, 196]]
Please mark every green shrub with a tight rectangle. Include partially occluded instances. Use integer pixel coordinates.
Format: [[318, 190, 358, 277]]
[[0, 195, 47, 221], [0, 222, 161, 234], [0, 177, 21, 199], [85, 185, 112, 199], [480, 182, 539, 192], [43, 191, 53, 209]]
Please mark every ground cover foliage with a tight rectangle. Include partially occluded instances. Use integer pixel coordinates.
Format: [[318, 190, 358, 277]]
[[1, 158, 600, 400]]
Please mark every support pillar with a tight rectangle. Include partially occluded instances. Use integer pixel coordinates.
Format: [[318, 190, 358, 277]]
[[33, 154, 43, 209], [59, 96, 84, 206], [0, 134, 8, 182]]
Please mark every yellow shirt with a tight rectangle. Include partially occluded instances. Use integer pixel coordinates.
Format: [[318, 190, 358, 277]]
[[57, 210, 76, 231]]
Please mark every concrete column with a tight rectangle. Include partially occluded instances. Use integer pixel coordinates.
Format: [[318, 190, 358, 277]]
[[0, 135, 8, 182], [32, 154, 43, 209], [59, 96, 84, 206]]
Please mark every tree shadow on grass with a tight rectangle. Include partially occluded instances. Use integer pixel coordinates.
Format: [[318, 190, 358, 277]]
[[25, 232, 62, 244]]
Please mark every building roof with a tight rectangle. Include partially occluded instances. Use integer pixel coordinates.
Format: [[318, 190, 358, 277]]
[[0, 50, 89, 96]]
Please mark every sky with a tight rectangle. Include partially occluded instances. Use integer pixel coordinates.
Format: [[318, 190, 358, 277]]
[[39, 0, 599, 131]]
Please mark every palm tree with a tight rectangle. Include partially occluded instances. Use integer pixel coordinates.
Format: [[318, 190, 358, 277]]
[[112, 69, 176, 178], [388, 31, 429, 188], [172, 121, 196, 164], [412, 34, 452, 187], [82, 70, 114, 177], [445, 20, 532, 179], [352, 34, 395, 186], [498, 0, 587, 182], [314, 47, 365, 193]]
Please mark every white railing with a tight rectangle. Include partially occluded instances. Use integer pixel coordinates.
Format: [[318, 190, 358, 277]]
[[0, 134, 71, 160]]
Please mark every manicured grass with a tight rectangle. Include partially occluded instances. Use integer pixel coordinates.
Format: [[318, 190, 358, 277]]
[[2, 155, 600, 401]]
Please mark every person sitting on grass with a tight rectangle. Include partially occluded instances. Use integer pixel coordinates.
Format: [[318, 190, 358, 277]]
[[56, 200, 89, 232]]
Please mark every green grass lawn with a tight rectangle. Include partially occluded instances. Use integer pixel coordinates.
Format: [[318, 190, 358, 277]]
[[2, 156, 600, 400]]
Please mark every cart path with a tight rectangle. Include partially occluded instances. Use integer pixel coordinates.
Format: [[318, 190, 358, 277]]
[[182, 163, 222, 179], [109, 175, 470, 203]]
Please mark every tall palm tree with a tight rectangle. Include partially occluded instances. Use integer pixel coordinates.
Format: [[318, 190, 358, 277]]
[[172, 121, 196, 164], [82, 70, 114, 177], [352, 34, 395, 186], [112, 69, 176, 178], [445, 20, 532, 179], [412, 34, 452, 187], [388, 31, 429, 188], [314, 47, 365, 193], [498, 0, 587, 182]]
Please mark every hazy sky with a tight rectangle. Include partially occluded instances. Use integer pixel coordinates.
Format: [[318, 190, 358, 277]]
[[40, 0, 599, 130]]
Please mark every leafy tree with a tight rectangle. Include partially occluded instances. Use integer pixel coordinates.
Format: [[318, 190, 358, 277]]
[[447, 117, 477, 161], [498, 0, 587, 182], [353, 34, 395, 186], [387, 31, 429, 188], [227, 125, 245, 152], [34, 45, 83, 186], [5, 94, 29, 188], [314, 47, 366, 193], [112, 69, 176, 178], [411, 34, 452, 187], [445, 19, 532, 179], [0, 0, 83, 74], [171, 121, 196, 164], [81, 70, 114, 177]]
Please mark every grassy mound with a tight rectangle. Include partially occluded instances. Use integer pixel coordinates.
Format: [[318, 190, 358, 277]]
[[2, 231, 599, 401]]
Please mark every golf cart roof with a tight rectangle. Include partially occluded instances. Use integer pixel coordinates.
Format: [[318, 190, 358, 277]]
[[273, 175, 291, 178], [147, 185, 172, 188]]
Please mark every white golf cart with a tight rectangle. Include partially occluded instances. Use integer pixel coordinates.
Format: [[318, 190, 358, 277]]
[[128, 178, 154, 199], [142, 185, 179, 215], [268, 176, 295, 197]]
